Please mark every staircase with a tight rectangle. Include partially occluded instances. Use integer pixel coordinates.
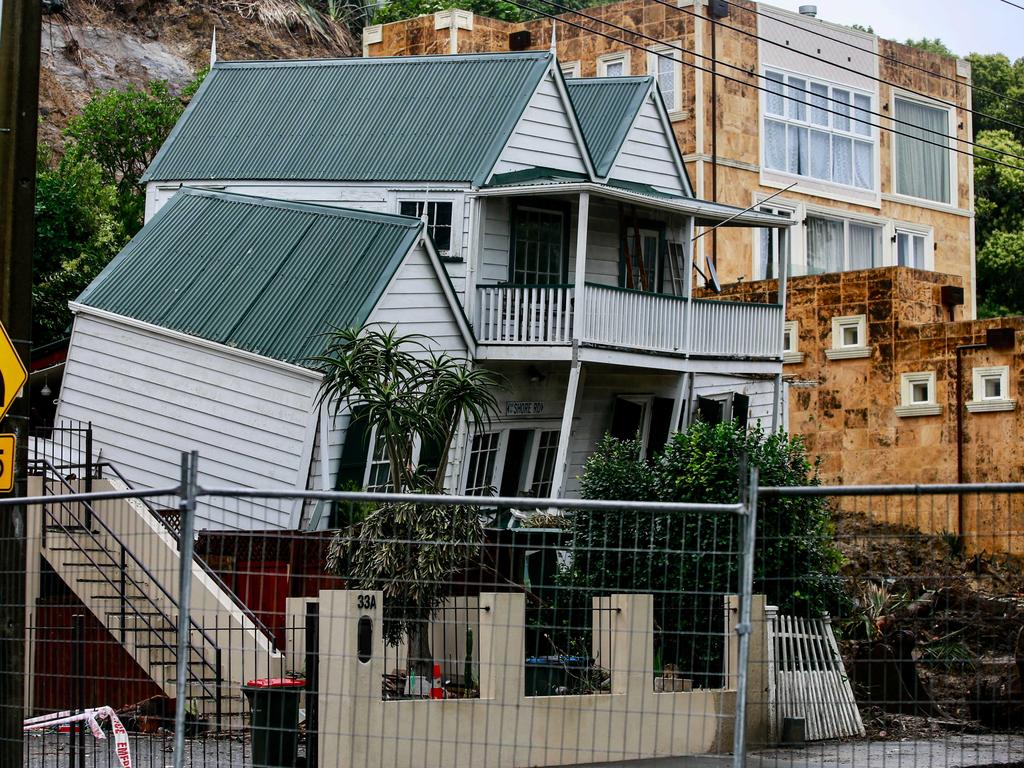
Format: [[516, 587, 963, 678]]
[[30, 462, 283, 722]]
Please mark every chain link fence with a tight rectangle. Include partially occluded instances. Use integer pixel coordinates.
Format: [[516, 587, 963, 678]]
[[5, 449, 1024, 767]]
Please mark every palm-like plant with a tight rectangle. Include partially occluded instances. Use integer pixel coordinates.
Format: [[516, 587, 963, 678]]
[[312, 326, 501, 684]]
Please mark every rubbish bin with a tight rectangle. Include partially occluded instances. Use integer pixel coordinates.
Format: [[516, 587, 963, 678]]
[[242, 677, 305, 768]]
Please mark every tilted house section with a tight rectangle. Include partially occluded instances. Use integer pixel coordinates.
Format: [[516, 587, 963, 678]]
[[59, 189, 468, 530]]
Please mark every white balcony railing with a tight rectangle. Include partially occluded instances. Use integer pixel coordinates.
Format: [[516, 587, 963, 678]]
[[475, 284, 574, 344], [475, 283, 782, 359], [579, 283, 688, 353]]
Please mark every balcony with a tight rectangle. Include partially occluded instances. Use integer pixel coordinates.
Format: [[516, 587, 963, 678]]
[[474, 283, 782, 360]]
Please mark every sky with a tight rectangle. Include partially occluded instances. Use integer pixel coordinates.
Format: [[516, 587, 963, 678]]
[[763, 0, 1024, 59]]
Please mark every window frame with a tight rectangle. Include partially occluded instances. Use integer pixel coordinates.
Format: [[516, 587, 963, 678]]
[[967, 365, 1016, 413], [825, 314, 870, 360], [647, 44, 682, 114], [895, 371, 942, 417], [782, 320, 803, 364], [597, 51, 630, 78], [561, 61, 581, 78], [805, 213, 884, 274], [461, 427, 563, 498], [507, 199, 571, 286], [619, 218, 667, 293], [893, 224, 934, 271], [890, 92, 957, 207], [760, 66, 878, 195], [397, 196, 458, 260]]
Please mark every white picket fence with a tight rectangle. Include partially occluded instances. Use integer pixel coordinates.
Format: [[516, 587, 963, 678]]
[[767, 608, 865, 742]]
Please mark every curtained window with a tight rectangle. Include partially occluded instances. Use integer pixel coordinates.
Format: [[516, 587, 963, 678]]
[[894, 97, 951, 204], [807, 215, 882, 274]]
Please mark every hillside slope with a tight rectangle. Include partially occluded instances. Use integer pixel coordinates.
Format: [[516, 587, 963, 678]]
[[38, 0, 359, 149]]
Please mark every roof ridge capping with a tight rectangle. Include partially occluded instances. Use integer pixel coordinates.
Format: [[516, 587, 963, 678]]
[[212, 51, 554, 68], [175, 187, 423, 228]]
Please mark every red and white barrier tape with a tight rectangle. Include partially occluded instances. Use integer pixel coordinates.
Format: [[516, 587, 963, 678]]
[[25, 707, 133, 768]]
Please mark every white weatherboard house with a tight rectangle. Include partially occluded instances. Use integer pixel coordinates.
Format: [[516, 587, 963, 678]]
[[57, 52, 794, 531]]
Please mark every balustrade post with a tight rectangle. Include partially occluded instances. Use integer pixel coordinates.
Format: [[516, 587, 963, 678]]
[[573, 192, 589, 343]]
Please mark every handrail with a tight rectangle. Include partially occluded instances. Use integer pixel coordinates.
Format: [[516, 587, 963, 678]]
[[583, 281, 689, 301], [100, 461, 278, 649], [38, 459, 222, 699]]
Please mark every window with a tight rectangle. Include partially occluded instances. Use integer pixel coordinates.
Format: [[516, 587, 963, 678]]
[[648, 45, 681, 112], [967, 366, 1015, 413], [598, 51, 629, 78], [893, 96, 951, 204], [610, 395, 675, 458], [399, 200, 454, 254], [465, 432, 501, 496], [527, 430, 560, 497], [364, 431, 392, 492], [755, 205, 793, 280], [783, 320, 803, 364], [621, 224, 664, 291], [561, 61, 581, 78], [510, 203, 568, 284], [763, 69, 875, 191], [896, 229, 929, 269], [806, 215, 882, 274], [895, 371, 941, 417], [825, 314, 870, 360]]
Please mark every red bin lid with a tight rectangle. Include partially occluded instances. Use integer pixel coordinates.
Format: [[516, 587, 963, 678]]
[[245, 677, 306, 689]]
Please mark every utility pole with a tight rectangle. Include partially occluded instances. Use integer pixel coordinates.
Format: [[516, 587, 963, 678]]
[[0, 0, 41, 761]]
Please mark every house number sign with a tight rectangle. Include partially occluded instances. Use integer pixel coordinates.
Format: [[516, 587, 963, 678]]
[[506, 401, 544, 416]]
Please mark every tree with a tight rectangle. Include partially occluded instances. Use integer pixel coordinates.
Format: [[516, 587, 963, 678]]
[[317, 327, 501, 680], [967, 53, 1024, 143], [974, 130, 1024, 246], [977, 230, 1024, 318], [33, 145, 125, 346], [903, 37, 955, 57], [553, 422, 844, 684], [64, 80, 186, 234]]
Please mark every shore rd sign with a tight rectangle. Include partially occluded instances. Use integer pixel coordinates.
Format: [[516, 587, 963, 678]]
[[0, 320, 27, 421]]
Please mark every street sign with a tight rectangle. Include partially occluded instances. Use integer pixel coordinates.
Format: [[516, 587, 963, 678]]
[[0, 320, 26, 421], [0, 434, 14, 492]]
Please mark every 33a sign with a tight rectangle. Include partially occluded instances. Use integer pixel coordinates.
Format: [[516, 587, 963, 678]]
[[0, 434, 15, 493]]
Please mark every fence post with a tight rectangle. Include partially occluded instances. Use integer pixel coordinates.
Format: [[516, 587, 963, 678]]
[[172, 451, 199, 768], [305, 601, 320, 768], [70, 612, 85, 768], [732, 466, 759, 768]]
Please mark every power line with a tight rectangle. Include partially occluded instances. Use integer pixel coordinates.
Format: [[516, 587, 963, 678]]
[[662, 0, 1024, 139], [997, 0, 1024, 11], [717, 0, 1024, 114], [525, 0, 1024, 169]]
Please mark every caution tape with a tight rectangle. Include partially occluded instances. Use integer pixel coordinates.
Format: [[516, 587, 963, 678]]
[[24, 706, 133, 768]]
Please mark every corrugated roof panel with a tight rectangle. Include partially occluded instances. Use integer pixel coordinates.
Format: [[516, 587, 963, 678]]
[[144, 53, 553, 185], [565, 77, 652, 178], [77, 189, 421, 366]]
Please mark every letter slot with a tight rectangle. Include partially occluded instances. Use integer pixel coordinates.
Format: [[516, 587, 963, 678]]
[[357, 616, 373, 663]]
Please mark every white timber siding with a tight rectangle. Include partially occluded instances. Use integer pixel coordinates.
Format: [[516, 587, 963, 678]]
[[491, 72, 588, 178], [609, 95, 688, 196], [56, 312, 321, 530]]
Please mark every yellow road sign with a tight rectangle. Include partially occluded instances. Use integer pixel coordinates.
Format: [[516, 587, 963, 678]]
[[0, 434, 14, 493], [0, 321, 27, 421]]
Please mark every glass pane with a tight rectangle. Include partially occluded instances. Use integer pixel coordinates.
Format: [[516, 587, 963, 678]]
[[809, 82, 829, 126], [894, 97, 950, 203], [787, 125, 808, 175], [530, 430, 560, 497], [658, 55, 676, 109], [810, 130, 831, 180], [853, 93, 872, 136], [783, 329, 792, 350], [984, 377, 1002, 399], [897, 233, 910, 266], [913, 234, 926, 267], [764, 119, 787, 170], [842, 326, 859, 347], [832, 89, 851, 131], [832, 135, 853, 186], [765, 71, 785, 115], [911, 381, 930, 403], [788, 76, 807, 121], [604, 60, 624, 77], [513, 207, 564, 284], [848, 223, 881, 270], [807, 217, 844, 274], [854, 140, 873, 189]]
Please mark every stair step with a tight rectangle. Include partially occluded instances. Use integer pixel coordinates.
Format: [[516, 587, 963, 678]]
[[75, 577, 149, 587], [92, 593, 148, 602], [46, 545, 108, 552]]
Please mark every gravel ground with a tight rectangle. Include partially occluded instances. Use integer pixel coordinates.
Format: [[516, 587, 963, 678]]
[[25, 730, 254, 768]]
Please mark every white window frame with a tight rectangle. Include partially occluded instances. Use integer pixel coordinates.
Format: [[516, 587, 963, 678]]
[[892, 223, 934, 271], [397, 196, 457, 259], [783, 320, 803, 364], [967, 365, 1015, 413], [597, 51, 630, 78], [561, 60, 581, 78], [890, 92, 957, 208], [804, 214, 885, 275], [648, 44, 682, 114], [463, 431, 503, 496], [895, 371, 942, 417], [760, 66, 879, 198], [825, 314, 870, 360], [461, 426, 562, 497]]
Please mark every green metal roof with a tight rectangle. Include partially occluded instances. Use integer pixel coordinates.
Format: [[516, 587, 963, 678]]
[[488, 167, 589, 186], [143, 53, 553, 185], [565, 77, 652, 178], [77, 188, 422, 366]]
